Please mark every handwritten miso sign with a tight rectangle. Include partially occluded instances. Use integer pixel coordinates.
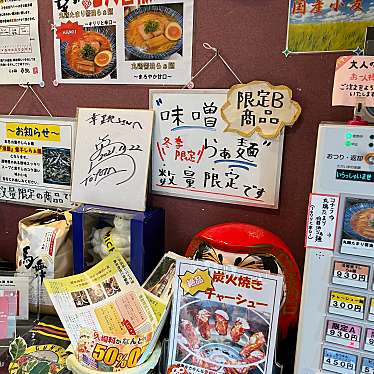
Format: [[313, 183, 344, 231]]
[[222, 81, 301, 139], [332, 56, 374, 107], [150, 89, 284, 209], [71, 108, 154, 211]]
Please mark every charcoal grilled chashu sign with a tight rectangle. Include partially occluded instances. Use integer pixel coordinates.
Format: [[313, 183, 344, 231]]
[[0, 115, 75, 209]]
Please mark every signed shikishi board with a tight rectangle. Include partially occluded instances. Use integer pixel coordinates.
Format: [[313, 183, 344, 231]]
[[71, 108, 154, 211]]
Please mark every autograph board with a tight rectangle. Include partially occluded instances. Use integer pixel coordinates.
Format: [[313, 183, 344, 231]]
[[71, 108, 154, 211]]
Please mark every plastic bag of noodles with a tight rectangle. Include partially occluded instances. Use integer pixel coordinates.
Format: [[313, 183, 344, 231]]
[[16, 210, 73, 315]]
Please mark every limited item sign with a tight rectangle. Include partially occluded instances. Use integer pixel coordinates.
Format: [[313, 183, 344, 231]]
[[221, 81, 301, 139]]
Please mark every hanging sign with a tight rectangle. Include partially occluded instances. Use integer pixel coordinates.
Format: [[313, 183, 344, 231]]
[[0, 0, 43, 85], [71, 108, 154, 211], [0, 115, 75, 208], [332, 56, 374, 107], [150, 89, 285, 209], [286, 0, 374, 54], [52, 0, 193, 85], [221, 81, 301, 139]]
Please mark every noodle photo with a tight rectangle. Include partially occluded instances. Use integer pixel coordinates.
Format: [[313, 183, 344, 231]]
[[61, 26, 117, 79], [124, 4, 183, 61], [342, 198, 374, 243]]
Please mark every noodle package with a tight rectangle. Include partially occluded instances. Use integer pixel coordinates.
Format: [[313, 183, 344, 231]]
[[16, 210, 73, 315]]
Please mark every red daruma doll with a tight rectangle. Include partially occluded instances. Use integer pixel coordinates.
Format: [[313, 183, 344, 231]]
[[195, 309, 211, 340], [230, 318, 250, 343], [214, 310, 229, 335]]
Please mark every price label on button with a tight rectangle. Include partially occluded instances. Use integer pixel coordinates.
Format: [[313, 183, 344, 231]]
[[325, 320, 361, 349], [368, 299, 374, 322], [322, 348, 357, 374], [332, 261, 369, 289], [361, 357, 374, 374], [364, 328, 374, 353], [329, 291, 365, 319]]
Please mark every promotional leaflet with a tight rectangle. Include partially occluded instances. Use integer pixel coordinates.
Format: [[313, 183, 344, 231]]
[[65, 252, 179, 371], [139, 252, 182, 366], [0, 0, 43, 85], [44, 252, 158, 351], [52, 0, 193, 85], [0, 115, 75, 208], [168, 259, 283, 374]]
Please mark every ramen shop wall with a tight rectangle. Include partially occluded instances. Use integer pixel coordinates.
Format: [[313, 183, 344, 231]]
[[0, 0, 352, 270]]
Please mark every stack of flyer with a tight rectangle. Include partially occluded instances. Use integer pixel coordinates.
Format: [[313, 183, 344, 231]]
[[45, 252, 178, 371]]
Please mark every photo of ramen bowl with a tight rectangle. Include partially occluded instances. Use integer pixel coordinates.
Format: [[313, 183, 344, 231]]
[[61, 28, 116, 79], [124, 5, 183, 60], [343, 202, 374, 242]]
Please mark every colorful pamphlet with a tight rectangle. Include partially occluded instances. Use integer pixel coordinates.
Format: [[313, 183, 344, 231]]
[[167, 258, 283, 374]]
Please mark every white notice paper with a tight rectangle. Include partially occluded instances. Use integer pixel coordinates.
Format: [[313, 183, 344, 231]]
[[0, 0, 43, 85], [71, 108, 154, 211], [0, 115, 75, 208], [305, 193, 340, 250], [150, 90, 284, 209]]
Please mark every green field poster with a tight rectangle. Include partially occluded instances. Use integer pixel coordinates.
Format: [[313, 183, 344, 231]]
[[287, 0, 374, 54]]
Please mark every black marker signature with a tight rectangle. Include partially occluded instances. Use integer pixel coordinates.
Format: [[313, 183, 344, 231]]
[[81, 135, 137, 187]]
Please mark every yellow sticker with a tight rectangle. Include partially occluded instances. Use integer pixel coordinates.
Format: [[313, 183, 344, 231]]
[[331, 292, 364, 305], [6, 123, 61, 142], [179, 269, 213, 296], [103, 231, 119, 253]]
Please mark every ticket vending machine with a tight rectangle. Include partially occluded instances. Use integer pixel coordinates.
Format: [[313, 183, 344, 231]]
[[294, 122, 374, 374]]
